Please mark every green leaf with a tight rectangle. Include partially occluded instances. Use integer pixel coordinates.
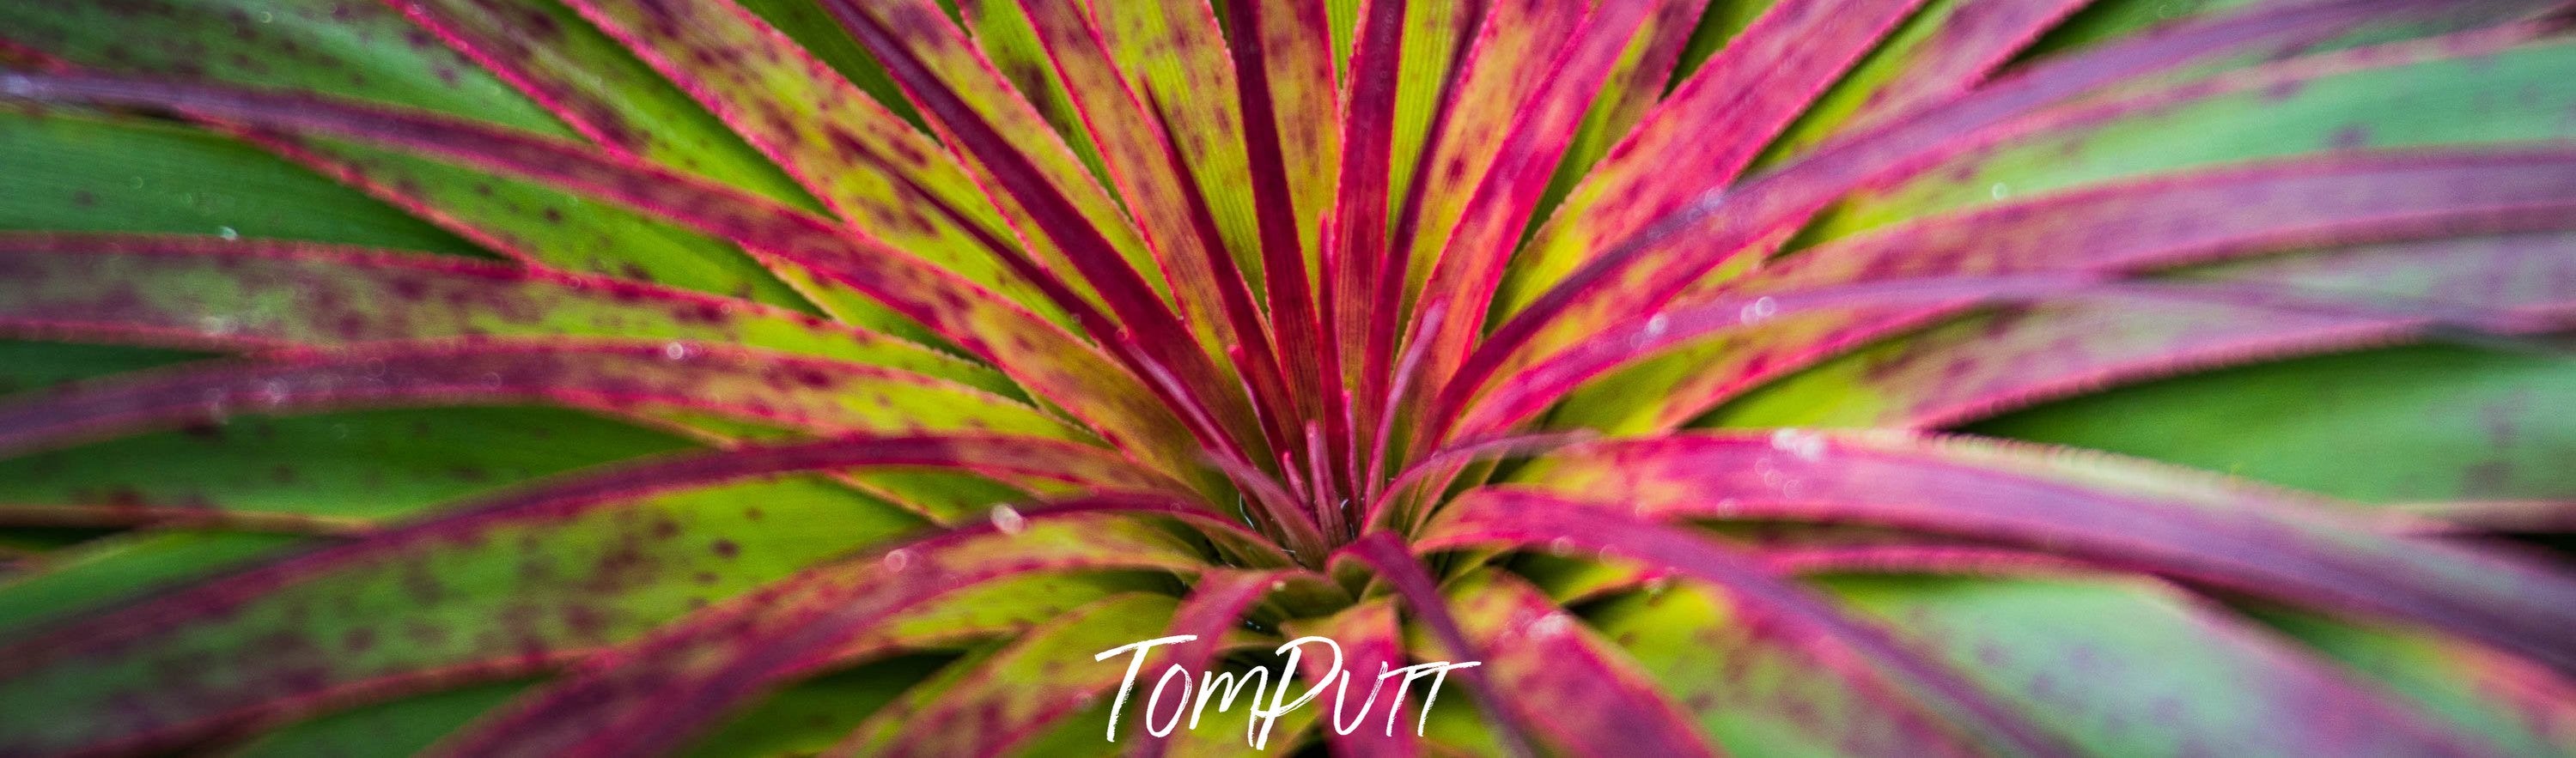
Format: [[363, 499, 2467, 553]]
[[433, 505, 1229, 757], [0, 406, 697, 630], [681, 655, 951, 758], [0, 237, 1014, 396], [733, 0, 927, 130], [1477, 431, 2576, 675], [561, 0, 1091, 334], [1410, 499, 2059, 755], [0, 340, 204, 395], [1587, 574, 1986, 756], [0, 111, 476, 253], [1825, 573, 2530, 756], [1425, 569, 1718, 757], [1670, 171, 2576, 435], [2249, 604, 2576, 756], [397, 0, 823, 207], [0, 406, 694, 520], [1970, 344, 2576, 505], [0, 471, 923, 755], [844, 572, 1179, 656], [228, 679, 536, 758], [2, 0, 821, 310], [0, 531, 305, 632], [0, 0, 562, 130], [825, 0, 1171, 317], [836, 592, 1180, 755], [1815, 34, 2576, 240], [291, 138, 824, 311], [0, 343, 1093, 465], [1747, 0, 2092, 168], [1500, 0, 1921, 320]]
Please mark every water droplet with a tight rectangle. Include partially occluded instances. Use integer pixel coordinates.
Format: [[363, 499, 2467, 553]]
[[1642, 576, 1673, 597], [258, 10, 275, 22], [479, 372, 503, 389], [661, 341, 691, 361], [198, 316, 235, 336], [216, 226, 239, 241], [128, 176, 146, 190], [1756, 458, 1790, 491], [1988, 182, 2011, 200], [987, 504, 1026, 535], [201, 388, 230, 424], [880, 549, 914, 573], [1547, 537, 1576, 556], [1527, 612, 1574, 639], [1738, 296, 1779, 324], [259, 379, 290, 407], [1643, 312, 1671, 337], [1769, 428, 1826, 463], [1270, 579, 1288, 591], [332, 424, 351, 440]]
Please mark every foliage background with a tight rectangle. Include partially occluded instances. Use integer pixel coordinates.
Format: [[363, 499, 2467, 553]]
[[1, 0, 2574, 755]]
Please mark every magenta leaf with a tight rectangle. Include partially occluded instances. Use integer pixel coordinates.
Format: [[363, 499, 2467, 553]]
[[1464, 432, 2576, 676], [430, 499, 1247, 758], [1415, 496, 2071, 756]]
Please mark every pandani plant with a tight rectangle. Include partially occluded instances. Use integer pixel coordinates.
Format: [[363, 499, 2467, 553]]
[[3, 0, 2576, 755]]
